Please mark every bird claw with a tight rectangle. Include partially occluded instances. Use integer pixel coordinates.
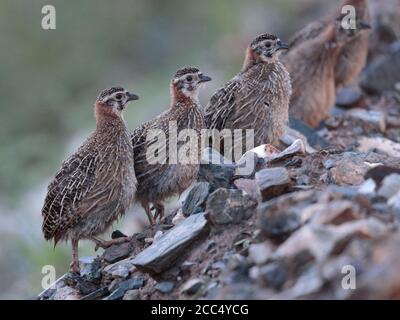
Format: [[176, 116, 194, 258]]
[[91, 236, 132, 250], [69, 261, 80, 274]]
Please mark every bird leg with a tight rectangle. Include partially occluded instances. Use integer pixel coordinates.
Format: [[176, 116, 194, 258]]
[[91, 236, 131, 251], [153, 202, 165, 222], [143, 202, 156, 225], [70, 238, 80, 274]]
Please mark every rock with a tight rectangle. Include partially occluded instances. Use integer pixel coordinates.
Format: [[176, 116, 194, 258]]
[[310, 200, 361, 225], [132, 213, 209, 274], [287, 118, 328, 150], [258, 262, 287, 290], [357, 178, 377, 197], [154, 281, 175, 294], [38, 274, 80, 300], [102, 242, 133, 264], [274, 266, 323, 299], [182, 182, 210, 216], [80, 287, 109, 300], [365, 165, 400, 185], [274, 218, 387, 263], [233, 178, 262, 202], [377, 174, 400, 199], [181, 278, 204, 295], [358, 137, 400, 158], [79, 256, 102, 280], [153, 231, 164, 243], [258, 190, 317, 240], [206, 188, 257, 225], [198, 163, 235, 192], [234, 150, 264, 178], [123, 289, 141, 300], [336, 87, 363, 108], [348, 109, 386, 132], [330, 153, 371, 186], [172, 210, 185, 225], [255, 168, 291, 200], [248, 242, 273, 265], [102, 257, 135, 280], [360, 48, 400, 94], [63, 272, 99, 296], [269, 139, 306, 163], [104, 277, 145, 300]]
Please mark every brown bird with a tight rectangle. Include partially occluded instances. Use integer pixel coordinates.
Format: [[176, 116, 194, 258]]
[[287, 0, 371, 90], [205, 33, 292, 156], [284, 25, 346, 128], [131, 67, 211, 224], [42, 87, 138, 273]]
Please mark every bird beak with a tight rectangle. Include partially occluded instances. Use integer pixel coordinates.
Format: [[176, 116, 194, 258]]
[[198, 74, 212, 83], [277, 41, 290, 51], [126, 92, 139, 101], [359, 21, 371, 30]]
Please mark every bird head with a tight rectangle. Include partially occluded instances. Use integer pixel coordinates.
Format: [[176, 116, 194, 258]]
[[95, 87, 139, 117], [171, 67, 212, 102], [249, 33, 289, 63]]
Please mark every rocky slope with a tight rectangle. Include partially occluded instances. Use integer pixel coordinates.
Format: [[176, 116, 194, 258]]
[[38, 41, 400, 301]]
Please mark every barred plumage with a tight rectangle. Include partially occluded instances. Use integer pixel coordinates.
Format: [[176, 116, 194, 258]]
[[205, 33, 292, 154], [42, 87, 138, 273], [131, 67, 211, 224]]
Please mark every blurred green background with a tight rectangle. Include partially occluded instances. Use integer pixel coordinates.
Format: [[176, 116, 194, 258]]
[[0, 0, 337, 299]]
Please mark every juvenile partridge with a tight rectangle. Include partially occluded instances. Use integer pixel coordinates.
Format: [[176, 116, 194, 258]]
[[42, 87, 138, 273], [287, 0, 371, 90], [131, 67, 211, 224], [284, 25, 346, 128], [205, 33, 292, 156]]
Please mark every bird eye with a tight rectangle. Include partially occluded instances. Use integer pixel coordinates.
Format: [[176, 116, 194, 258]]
[[186, 75, 193, 82], [265, 42, 272, 48], [115, 94, 123, 100]]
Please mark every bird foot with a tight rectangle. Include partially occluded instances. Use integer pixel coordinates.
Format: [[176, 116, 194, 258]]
[[69, 261, 80, 274], [91, 236, 132, 251]]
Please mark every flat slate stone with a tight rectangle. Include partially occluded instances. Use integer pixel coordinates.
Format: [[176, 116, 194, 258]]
[[131, 213, 209, 274]]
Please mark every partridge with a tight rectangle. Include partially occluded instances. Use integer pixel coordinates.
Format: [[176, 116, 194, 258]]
[[284, 25, 345, 128], [42, 87, 138, 273], [205, 33, 292, 156], [287, 0, 370, 90], [131, 67, 211, 224]]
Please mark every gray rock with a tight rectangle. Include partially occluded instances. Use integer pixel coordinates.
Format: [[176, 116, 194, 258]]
[[348, 109, 386, 132], [360, 49, 400, 94], [102, 242, 133, 264], [198, 163, 235, 192], [233, 178, 262, 202], [248, 242, 273, 265], [255, 168, 290, 200], [259, 262, 287, 290], [182, 182, 210, 216], [269, 139, 305, 163], [288, 117, 329, 149], [154, 281, 175, 294], [123, 289, 141, 300], [132, 213, 209, 274], [378, 174, 400, 199], [206, 188, 257, 225], [104, 277, 145, 300], [336, 87, 363, 108], [80, 287, 109, 300], [181, 278, 204, 295], [102, 257, 135, 279]]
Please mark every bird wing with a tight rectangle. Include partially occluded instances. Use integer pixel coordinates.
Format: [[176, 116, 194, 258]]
[[205, 79, 241, 131], [42, 140, 98, 244]]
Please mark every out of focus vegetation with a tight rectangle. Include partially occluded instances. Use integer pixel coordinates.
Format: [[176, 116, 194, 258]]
[[0, 0, 335, 299]]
